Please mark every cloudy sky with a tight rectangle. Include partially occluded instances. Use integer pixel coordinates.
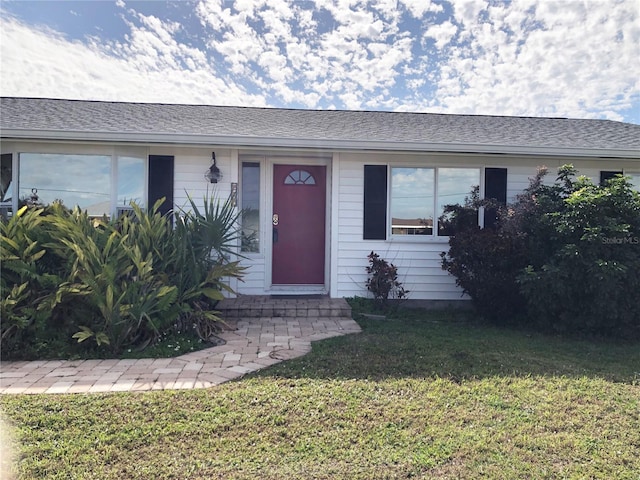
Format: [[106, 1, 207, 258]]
[[1, 0, 638, 124]]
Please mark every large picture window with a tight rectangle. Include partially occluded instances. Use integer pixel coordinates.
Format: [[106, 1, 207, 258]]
[[390, 166, 480, 237], [18, 153, 145, 217], [628, 172, 640, 192]]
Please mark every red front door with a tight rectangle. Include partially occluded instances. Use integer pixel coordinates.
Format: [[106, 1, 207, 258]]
[[272, 164, 326, 285]]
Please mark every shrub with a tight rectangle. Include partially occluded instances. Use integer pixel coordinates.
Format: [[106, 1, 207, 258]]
[[440, 187, 528, 323], [365, 251, 408, 308], [45, 206, 179, 353], [441, 165, 640, 338], [170, 194, 246, 337], [0, 192, 246, 359], [0, 205, 70, 357], [518, 174, 640, 336]]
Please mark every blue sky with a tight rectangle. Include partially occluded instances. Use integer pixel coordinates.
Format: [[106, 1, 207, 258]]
[[1, 0, 638, 123]]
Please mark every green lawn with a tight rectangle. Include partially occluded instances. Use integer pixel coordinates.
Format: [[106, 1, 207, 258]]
[[1, 309, 639, 479]]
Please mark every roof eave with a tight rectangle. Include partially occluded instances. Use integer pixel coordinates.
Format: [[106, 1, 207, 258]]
[[1, 128, 639, 159]]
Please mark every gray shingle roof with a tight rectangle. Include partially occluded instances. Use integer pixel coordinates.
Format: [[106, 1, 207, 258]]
[[1, 97, 639, 158]]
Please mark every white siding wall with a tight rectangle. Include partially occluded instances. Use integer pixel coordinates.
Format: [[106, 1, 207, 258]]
[[8, 140, 638, 300], [331, 152, 640, 301], [333, 152, 471, 300], [505, 158, 640, 202], [148, 146, 234, 213], [149, 146, 248, 296]]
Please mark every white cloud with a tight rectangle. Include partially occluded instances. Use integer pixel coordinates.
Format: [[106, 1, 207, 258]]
[[258, 49, 291, 82], [194, 0, 415, 108], [400, 0, 440, 18], [371, 0, 403, 22], [0, 0, 637, 123], [339, 91, 362, 110], [424, 20, 458, 49], [0, 13, 266, 106], [426, 0, 640, 121], [449, 0, 489, 26]]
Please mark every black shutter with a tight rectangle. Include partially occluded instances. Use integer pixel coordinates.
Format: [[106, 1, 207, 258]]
[[1, 153, 12, 202], [484, 167, 507, 229], [600, 171, 622, 186], [363, 165, 387, 240], [148, 155, 174, 219]]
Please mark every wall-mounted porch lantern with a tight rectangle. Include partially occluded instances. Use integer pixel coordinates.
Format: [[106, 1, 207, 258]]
[[205, 152, 222, 183]]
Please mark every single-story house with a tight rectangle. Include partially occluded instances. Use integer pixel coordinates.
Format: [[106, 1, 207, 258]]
[[1, 97, 639, 301]]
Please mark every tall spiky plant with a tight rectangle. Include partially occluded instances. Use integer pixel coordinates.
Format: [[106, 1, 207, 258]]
[[171, 191, 246, 336]]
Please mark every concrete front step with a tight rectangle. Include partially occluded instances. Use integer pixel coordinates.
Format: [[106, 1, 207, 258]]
[[217, 295, 352, 319]]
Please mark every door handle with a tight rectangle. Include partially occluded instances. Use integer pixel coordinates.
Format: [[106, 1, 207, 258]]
[[273, 227, 278, 244]]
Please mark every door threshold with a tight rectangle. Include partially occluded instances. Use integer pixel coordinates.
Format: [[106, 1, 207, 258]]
[[268, 286, 327, 296], [270, 294, 328, 299]]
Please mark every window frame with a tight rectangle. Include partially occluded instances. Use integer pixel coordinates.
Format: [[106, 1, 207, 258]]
[[388, 165, 482, 241], [240, 160, 262, 254], [9, 145, 148, 218], [283, 169, 317, 185], [239, 156, 265, 256]]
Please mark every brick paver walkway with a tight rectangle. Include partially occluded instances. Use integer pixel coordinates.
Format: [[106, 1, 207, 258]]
[[0, 316, 361, 395]]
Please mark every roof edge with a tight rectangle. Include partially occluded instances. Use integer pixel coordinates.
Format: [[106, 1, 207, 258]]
[[2, 128, 639, 159], [0, 96, 575, 121]]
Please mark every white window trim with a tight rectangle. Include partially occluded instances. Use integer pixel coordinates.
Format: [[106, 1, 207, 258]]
[[388, 165, 482, 242], [239, 156, 264, 256], [10, 145, 148, 217]]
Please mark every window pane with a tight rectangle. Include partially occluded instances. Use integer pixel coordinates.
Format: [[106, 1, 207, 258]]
[[19, 153, 111, 215], [628, 173, 640, 192], [391, 167, 434, 235], [437, 168, 480, 236], [241, 162, 260, 252], [118, 156, 145, 207], [284, 169, 316, 185]]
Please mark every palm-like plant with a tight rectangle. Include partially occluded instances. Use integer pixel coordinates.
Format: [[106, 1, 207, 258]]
[[171, 191, 246, 336]]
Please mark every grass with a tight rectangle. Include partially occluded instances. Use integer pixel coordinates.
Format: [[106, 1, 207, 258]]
[[1, 308, 639, 479], [3, 326, 217, 362], [119, 329, 217, 359]]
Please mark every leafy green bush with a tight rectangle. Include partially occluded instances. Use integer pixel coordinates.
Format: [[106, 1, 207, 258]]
[[365, 251, 409, 308], [0, 206, 61, 356], [441, 165, 640, 338], [1, 192, 245, 359], [518, 174, 640, 336]]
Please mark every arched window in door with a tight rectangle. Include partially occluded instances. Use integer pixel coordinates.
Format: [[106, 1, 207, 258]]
[[284, 169, 316, 185]]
